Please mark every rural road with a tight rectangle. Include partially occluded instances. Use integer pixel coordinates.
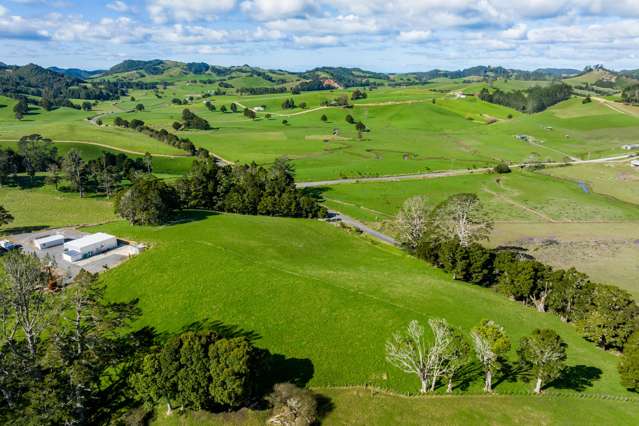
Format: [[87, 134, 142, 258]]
[[328, 210, 398, 246], [298, 154, 635, 188]]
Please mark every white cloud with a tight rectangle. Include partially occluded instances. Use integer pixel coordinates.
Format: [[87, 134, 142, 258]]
[[240, 0, 314, 21], [147, 0, 236, 23], [397, 30, 432, 43], [293, 34, 340, 47], [0, 6, 7, 17], [501, 24, 527, 40], [107, 1, 130, 13]]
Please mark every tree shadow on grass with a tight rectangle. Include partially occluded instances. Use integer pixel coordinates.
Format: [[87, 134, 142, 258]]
[[493, 360, 526, 389], [178, 318, 261, 343], [13, 175, 46, 189], [301, 186, 329, 201], [548, 365, 602, 392], [168, 209, 219, 226], [1, 225, 50, 235], [450, 362, 484, 391]]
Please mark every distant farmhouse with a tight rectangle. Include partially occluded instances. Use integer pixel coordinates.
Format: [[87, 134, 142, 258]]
[[631, 159, 639, 168], [622, 144, 639, 150]]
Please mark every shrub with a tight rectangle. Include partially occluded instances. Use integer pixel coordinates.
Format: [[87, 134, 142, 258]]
[[267, 383, 317, 426], [494, 163, 511, 174]]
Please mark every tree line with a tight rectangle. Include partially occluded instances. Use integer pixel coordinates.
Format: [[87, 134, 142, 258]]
[[387, 318, 567, 394], [115, 157, 327, 225], [478, 83, 573, 113], [0, 253, 320, 425], [113, 116, 198, 155], [622, 84, 639, 104], [0, 134, 152, 197], [394, 193, 639, 390]]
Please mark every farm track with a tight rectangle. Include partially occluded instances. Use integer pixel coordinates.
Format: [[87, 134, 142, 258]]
[[593, 97, 639, 118], [482, 187, 557, 223]]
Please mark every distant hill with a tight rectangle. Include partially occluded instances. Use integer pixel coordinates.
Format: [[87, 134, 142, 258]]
[[48, 67, 105, 80], [533, 68, 580, 77], [563, 66, 639, 92]]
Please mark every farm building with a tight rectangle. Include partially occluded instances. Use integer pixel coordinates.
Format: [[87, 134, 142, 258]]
[[631, 160, 639, 168], [622, 144, 639, 150], [63, 233, 117, 262], [34, 234, 64, 250]]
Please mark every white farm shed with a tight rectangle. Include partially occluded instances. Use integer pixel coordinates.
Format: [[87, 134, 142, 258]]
[[63, 233, 117, 262], [34, 234, 64, 250]]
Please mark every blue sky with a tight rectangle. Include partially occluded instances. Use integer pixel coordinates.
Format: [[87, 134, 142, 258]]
[[1, 0, 639, 71]]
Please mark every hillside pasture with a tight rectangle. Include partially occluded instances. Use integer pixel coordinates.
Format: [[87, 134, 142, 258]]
[[92, 213, 633, 398]]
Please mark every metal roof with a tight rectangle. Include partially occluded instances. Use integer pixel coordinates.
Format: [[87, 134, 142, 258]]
[[34, 234, 64, 244], [64, 233, 116, 251]]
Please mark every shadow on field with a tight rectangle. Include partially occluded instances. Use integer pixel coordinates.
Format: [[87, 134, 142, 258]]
[[169, 209, 219, 226], [1, 225, 50, 235], [548, 365, 602, 391], [302, 186, 329, 201], [179, 318, 261, 342]]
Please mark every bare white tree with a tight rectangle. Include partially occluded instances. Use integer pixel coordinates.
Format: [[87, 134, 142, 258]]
[[471, 331, 496, 392], [386, 319, 459, 393], [0, 251, 50, 358], [386, 320, 431, 393], [471, 320, 510, 393], [395, 196, 431, 250], [432, 193, 493, 246]]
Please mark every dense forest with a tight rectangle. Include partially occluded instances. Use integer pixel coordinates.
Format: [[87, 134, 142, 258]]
[[479, 83, 573, 113]]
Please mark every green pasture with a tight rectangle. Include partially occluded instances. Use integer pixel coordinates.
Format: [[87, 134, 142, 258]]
[[89, 212, 632, 398], [542, 162, 639, 205], [319, 170, 639, 224], [0, 180, 115, 233]]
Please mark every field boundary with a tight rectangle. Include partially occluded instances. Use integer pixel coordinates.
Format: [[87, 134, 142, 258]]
[[311, 384, 639, 403]]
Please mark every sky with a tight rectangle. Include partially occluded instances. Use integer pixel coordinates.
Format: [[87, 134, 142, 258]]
[[0, 0, 638, 72]]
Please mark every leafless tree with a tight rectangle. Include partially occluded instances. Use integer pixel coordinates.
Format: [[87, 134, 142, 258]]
[[0, 252, 51, 358], [395, 196, 431, 250], [432, 193, 493, 246], [386, 319, 457, 393]]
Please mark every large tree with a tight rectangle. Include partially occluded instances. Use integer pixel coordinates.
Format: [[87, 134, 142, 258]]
[[395, 196, 431, 250], [386, 319, 457, 393], [431, 193, 493, 247], [17, 135, 57, 181], [114, 176, 179, 225], [62, 149, 87, 197], [471, 320, 511, 392], [517, 329, 567, 394]]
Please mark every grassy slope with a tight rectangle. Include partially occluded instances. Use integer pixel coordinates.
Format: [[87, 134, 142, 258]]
[[320, 170, 639, 224], [0, 180, 115, 233], [93, 213, 631, 398]]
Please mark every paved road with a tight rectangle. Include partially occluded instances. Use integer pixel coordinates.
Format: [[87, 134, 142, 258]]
[[328, 210, 398, 246]]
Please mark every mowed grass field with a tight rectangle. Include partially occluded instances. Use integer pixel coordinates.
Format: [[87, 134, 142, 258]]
[[151, 388, 639, 426], [89, 213, 633, 400]]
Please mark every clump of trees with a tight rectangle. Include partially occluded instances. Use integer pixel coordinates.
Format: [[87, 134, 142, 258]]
[[622, 84, 639, 104], [351, 89, 368, 100], [396, 192, 638, 354], [131, 330, 267, 413], [113, 116, 197, 154], [479, 83, 572, 113], [181, 108, 211, 130], [281, 98, 296, 109], [266, 383, 318, 425], [175, 157, 327, 219], [114, 175, 179, 225], [494, 162, 511, 174], [387, 319, 567, 394]]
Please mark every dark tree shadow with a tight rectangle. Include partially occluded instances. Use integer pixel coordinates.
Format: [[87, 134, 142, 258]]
[[178, 318, 261, 343], [168, 209, 219, 226], [493, 360, 526, 389], [451, 362, 484, 391], [267, 354, 315, 388], [1, 225, 50, 235], [315, 393, 335, 424], [14, 175, 46, 189], [548, 365, 602, 392], [301, 186, 329, 201]]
